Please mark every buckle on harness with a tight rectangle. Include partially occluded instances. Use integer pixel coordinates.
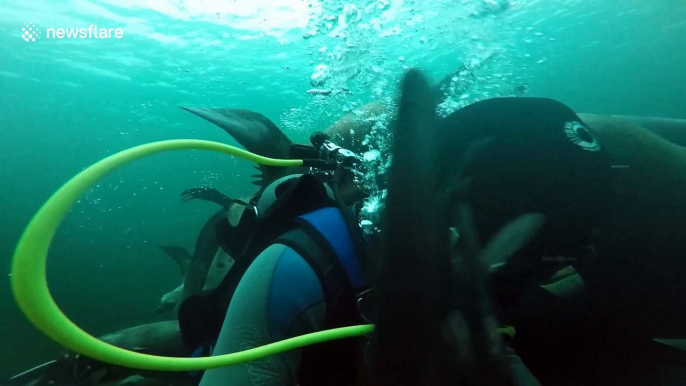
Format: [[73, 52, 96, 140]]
[[356, 288, 377, 324], [355, 288, 379, 369], [354, 288, 377, 368], [249, 203, 259, 218]]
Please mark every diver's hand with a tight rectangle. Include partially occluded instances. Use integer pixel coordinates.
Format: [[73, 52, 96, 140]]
[[181, 187, 233, 208]]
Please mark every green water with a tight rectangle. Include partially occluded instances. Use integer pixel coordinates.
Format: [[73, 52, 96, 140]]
[[0, 0, 684, 378]]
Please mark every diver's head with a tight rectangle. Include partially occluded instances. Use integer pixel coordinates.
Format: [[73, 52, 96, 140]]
[[288, 132, 369, 205], [448, 97, 615, 261]]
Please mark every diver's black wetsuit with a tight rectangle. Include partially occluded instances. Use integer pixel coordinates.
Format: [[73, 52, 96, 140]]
[[438, 97, 686, 385]]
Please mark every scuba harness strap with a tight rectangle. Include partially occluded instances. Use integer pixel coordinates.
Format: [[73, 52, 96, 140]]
[[274, 214, 356, 327], [180, 174, 332, 348], [274, 209, 366, 386]]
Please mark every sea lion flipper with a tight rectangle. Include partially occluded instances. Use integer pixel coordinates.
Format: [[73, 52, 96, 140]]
[[179, 106, 300, 187]]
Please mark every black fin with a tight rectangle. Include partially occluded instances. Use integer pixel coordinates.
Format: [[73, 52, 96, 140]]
[[158, 245, 192, 276], [374, 68, 533, 386], [374, 68, 449, 386]]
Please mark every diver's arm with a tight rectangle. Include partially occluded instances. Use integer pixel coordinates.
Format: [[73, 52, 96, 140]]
[[619, 115, 686, 146], [580, 113, 686, 148], [580, 113, 686, 192], [199, 244, 326, 386]]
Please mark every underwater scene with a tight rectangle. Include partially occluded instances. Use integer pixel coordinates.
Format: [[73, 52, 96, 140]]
[[1, 0, 686, 385]]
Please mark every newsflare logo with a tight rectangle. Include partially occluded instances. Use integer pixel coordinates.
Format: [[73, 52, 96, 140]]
[[20, 22, 124, 42], [21, 23, 40, 42]]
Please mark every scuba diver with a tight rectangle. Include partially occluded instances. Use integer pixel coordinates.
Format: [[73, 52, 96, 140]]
[[177, 69, 545, 386]]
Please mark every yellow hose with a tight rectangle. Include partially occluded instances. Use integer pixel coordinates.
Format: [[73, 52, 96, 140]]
[[10, 139, 373, 371]]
